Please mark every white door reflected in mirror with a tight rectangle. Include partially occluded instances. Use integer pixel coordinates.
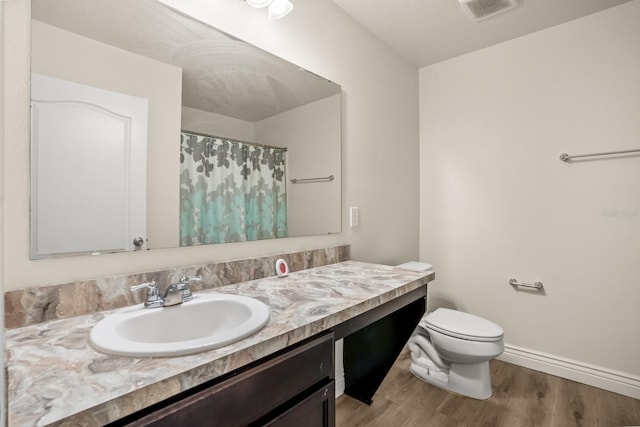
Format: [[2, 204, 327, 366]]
[[30, 73, 148, 258]]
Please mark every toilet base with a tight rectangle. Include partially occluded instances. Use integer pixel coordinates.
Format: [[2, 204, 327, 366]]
[[410, 360, 493, 400]]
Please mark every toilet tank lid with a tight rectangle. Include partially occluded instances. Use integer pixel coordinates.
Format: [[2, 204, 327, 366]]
[[423, 308, 503, 341], [396, 261, 433, 271]]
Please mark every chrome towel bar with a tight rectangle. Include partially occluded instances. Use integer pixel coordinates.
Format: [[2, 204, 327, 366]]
[[290, 174, 334, 184], [509, 278, 543, 290], [559, 148, 640, 162]]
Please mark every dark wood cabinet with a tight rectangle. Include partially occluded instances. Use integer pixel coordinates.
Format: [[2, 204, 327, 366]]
[[115, 332, 334, 427], [264, 381, 335, 427]]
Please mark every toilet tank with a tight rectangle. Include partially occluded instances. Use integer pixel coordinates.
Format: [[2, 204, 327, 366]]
[[397, 262, 433, 272]]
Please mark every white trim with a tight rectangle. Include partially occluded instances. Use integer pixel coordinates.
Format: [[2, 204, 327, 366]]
[[497, 344, 640, 399], [335, 370, 346, 398], [335, 339, 345, 397]]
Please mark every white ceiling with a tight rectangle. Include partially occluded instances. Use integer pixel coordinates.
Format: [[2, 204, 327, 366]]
[[331, 0, 633, 67]]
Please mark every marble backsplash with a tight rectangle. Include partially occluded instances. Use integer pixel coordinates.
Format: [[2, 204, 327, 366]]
[[5, 245, 350, 329]]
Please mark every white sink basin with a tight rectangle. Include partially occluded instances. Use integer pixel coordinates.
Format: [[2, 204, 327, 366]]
[[89, 293, 270, 357]]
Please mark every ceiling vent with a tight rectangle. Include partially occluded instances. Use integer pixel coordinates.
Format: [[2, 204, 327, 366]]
[[459, 0, 519, 22]]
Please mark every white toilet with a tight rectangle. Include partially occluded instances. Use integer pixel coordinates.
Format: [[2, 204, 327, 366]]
[[396, 262, 504, 400], [409, 308, 504, 399]]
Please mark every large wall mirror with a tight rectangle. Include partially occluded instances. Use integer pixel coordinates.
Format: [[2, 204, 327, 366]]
[[30, 0, 342, 259]]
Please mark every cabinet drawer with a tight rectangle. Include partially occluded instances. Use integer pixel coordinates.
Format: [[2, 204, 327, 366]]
[[124, 332, 334, 426], [265, 381, 335, 427]]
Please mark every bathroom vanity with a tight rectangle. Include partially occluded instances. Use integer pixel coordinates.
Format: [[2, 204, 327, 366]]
[[6, 261, 434, 426], [118, 332, 336, 426]]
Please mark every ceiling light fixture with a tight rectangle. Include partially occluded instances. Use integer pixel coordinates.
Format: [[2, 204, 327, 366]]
[[268, 0, 293, 20], [244, 0, 293, 20], [246, 0, 272, 8], [459, 0, 519, 22]]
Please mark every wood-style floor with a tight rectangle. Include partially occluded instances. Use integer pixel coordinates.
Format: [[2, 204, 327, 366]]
[[336, 348, 640, 427]]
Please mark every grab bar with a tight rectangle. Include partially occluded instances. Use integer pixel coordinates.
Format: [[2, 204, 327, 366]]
[[290, 174, 334, 184], [559, 148, 640, 162], [509, 278, 543, 290]]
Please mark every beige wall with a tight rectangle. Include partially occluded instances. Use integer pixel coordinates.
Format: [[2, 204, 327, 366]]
[[1, 0, 419, 290], [31, 20, 183, 251], [420, 0, 640, 381], [181, 106, 255, 143], [255, 95, 342, 237]]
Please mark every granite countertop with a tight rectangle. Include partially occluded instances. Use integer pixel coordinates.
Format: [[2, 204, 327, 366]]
[[6, 261, 434, 426]]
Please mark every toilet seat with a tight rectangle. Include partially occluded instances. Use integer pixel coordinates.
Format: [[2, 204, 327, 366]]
[[423, 308, 503, 342]]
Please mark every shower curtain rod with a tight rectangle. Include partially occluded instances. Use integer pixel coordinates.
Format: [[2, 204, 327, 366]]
[[559, 148, 640, 162], [181, 129, 288, 152]]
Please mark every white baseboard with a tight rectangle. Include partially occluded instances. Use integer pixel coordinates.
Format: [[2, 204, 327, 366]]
[[335, 370, 345, 398], [497, 344, 640, 399]]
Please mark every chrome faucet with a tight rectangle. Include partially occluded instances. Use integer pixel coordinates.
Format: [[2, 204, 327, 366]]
[[130, 276, 202, 308], [130, 280, 164, 309], [162, 282, 188, 307]]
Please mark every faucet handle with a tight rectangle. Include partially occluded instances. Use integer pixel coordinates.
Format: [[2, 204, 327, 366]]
[[130, 281, 157, 292], [130, 280, 163, 308], [178, 275, 201, 302]]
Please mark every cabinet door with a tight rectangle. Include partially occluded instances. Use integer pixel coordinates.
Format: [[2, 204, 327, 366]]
[[265, 381, 335, 427], [121, 332, 334, 427]]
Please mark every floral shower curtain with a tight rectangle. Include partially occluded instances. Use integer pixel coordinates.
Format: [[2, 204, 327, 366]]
[[180, 132, 287, 245]]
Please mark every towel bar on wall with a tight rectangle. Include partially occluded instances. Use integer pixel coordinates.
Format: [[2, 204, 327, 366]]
[[290, 174, 335, 184], [509, 278, 543, 290], [559, 148, 640, 162]]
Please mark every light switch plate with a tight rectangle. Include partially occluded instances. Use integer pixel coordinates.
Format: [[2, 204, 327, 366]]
[[349, 207, 360, 227]]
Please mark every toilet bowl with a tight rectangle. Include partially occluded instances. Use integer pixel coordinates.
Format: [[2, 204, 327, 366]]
[[408, 308, 504, 400]]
